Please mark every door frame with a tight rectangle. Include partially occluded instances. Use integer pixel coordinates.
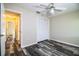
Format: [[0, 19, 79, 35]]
[[4, 9, 21, 55]]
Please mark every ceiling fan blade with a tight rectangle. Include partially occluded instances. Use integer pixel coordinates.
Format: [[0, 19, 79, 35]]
[[34, 6, 45, 8], [34, 6, 48, 10], [36, 9, 48, 15], [36, 11, 41, 14], [55, 7, 66, 10], [40, 4, 47, 7], [47, 3, 54, 9], [54, 9, 63, 12]]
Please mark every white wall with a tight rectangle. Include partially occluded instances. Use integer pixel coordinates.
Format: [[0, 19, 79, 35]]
[[50, 10, 79, 46], [3, 3, 50, 48], [4, 3, 37, 48]]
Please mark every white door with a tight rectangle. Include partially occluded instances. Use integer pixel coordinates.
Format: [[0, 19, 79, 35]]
[[37, 16, 49, 42]]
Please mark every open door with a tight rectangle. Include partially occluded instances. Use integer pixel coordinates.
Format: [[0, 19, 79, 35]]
[[4, 10, 21, 55]]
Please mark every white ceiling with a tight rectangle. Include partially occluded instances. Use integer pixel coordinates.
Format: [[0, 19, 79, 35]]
[[19, 3, 79, 16], [21, 3, 79, 12], [4, 3, 79, 17]]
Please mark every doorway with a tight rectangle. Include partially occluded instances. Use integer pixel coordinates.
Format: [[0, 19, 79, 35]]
[[4, 10, 21, 55]]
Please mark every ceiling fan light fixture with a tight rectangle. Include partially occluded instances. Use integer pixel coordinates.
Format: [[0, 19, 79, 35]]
[[50, 8, 55, 14]]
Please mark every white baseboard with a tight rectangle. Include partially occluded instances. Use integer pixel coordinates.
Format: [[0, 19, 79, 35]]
[[21, 42, 37, 48], [51, 39, 79, 47]]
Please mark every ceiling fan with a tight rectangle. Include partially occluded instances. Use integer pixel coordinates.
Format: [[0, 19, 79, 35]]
[[34, 3, 66, 15]]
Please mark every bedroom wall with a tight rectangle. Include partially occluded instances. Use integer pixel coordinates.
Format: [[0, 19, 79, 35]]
[[4, 3, 37, 48], [50, 10, 79, 46], [4, 3, 50, 48]]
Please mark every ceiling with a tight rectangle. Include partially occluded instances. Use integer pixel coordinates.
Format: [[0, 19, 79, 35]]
[[4, 3, 79, 17], [21, 3, 79, 11], [20, 3, 79, 16]]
